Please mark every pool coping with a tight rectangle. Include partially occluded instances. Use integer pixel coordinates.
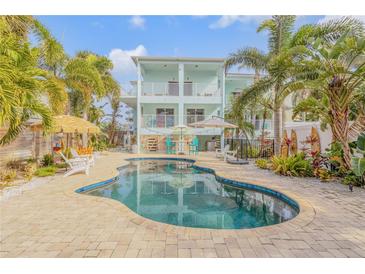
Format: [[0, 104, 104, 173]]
[[70, 156, 315, 235]]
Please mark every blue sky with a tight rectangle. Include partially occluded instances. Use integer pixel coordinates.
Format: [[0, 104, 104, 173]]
[[37, 16, 327, 85], [35, 15, 329, 123]]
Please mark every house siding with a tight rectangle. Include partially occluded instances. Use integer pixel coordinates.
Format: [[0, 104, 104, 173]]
[[0, 127, 52, 167]]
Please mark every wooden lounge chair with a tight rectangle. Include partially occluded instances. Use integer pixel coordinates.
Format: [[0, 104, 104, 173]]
[[70, 148, 95, 166], [58, 151, 90, 177]]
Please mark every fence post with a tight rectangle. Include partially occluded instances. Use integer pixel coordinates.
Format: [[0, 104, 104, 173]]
[[240, 139, 243, 159]]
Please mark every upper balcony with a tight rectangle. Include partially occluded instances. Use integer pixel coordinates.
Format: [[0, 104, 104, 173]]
[[142, 82, 179, 96], [141, 81, 220, 97]]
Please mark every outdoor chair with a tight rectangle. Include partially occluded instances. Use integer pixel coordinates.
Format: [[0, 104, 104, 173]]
[[57, 151, 90, 177], [70, 148, 95, 166], [189, 136, 199, 155], [215, 144, 230, 159], [225, 148, 238, 161], [216, 144, 236, 161]]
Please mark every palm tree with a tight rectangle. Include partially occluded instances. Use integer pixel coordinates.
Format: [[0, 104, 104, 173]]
[[0, 16, 61, 145], [291, 31, 365, 169], [225, 16, 363, 156], [106, 88, 124, 144], [225, 16, 298, 154], [225, 99, 255, 141], [65, 53, 105, 119]]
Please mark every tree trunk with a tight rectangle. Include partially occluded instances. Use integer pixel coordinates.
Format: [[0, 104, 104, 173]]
[[273, 107, 282, 155], [82, 111, 88, 148], [259, 109, 267, 157], [108, 109, 117, 145], [330, 105, 352, 169]]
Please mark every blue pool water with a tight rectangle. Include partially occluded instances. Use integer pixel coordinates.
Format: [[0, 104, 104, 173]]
[[82, 159, 299, 229]]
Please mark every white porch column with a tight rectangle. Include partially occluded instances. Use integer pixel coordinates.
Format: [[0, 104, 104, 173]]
[[137, 63, 142, 153], [178, 63, 184, 125], [220, 66, 225, 149]]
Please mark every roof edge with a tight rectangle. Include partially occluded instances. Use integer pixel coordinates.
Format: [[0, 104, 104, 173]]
[[132, 56, 225, 65]]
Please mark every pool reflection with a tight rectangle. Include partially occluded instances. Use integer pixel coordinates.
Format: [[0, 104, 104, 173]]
[[87, 160, 298, 229]]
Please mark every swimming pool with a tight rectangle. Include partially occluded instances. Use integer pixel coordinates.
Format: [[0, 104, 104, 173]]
[[78, 159, 299, 229]]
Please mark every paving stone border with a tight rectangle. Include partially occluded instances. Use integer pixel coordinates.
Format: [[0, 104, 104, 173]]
[[1, 152, 364, 258]]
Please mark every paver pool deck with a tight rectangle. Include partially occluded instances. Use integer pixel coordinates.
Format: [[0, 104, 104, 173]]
[[1, 152, 365, 258]]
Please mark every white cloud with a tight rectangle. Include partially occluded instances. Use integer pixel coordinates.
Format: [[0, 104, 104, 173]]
[[209, 16, 270, 29], [108, 45, 148, 86], [318, 15, 365, 25], [129, 15, 146, 29]]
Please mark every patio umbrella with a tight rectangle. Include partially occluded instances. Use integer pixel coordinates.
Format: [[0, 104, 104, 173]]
[[171, 125, 192, 154], [168, 173, 194, 189], [172, 124, 192, 140], [188, 116, 238, 129], [189, 116, 238, 148], [190, 116, 241, 161]]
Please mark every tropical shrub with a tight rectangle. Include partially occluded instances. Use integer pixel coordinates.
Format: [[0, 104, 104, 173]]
[[248, 147, 260, 158], [342, 171, 363, 187], [89, 135, 109, 151], [0, 169, 17, 183], [351, 133, 365, 177], [255, 159, 269, 169], [41, 153, 54, 166], [23, 163, 37, 181], [271, 153, 313, 177], [54, 162, 67, 169], [325, 142, 347, 176], [315, 168, 332, 182], [6, 159, 25, 170], [34, 166, 57, 177]]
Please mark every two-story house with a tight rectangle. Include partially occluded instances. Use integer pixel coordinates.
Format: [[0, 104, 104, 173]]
[[121, 56, 257, 153]]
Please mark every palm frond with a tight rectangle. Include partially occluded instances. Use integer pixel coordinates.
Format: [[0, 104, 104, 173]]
[[225, 47, 268, 72]]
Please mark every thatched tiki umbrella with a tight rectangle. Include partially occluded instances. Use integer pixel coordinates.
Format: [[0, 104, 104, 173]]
[[50, 115, 100, 149]]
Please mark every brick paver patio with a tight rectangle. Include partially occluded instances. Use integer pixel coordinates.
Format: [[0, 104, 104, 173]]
[[1, 152, 365, 258]]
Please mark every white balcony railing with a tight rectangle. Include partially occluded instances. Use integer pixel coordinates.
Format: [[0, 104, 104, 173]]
[[184, 115, 212, 126], [142, 82, 179, 96], [141, 114, 217, 128], [184, 83, 220, 97], [141, 82, 220, 97], [142, 114, 177, 128]]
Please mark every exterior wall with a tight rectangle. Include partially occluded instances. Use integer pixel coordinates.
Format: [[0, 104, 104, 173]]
[[0, 127, 52, 167], [225, 76, 254, 108], [183, 70, 218, 92], [284, 121, 332, 153], [143, 69, 178, 82], [132, 57, 257, 152], [141, 103, 179, 115]]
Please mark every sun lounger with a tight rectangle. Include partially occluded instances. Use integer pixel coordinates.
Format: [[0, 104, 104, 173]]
[[58, 151, 90, 177], [70, 148, 95, 166]]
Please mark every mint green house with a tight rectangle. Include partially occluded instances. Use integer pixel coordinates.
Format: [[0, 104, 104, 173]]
[[121, 56, 256, 153]]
